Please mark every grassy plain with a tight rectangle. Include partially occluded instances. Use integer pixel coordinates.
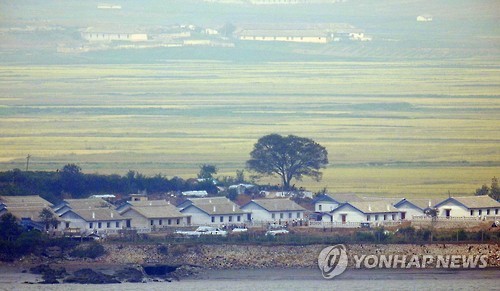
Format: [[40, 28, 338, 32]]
[[0, 60, 498, 197]]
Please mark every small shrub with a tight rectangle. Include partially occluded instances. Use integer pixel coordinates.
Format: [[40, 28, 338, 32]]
[[456, 229, 467, 241], [168, 244, 188, 256], [417, 229, 432, 242], [157, 245, 169, 255], [354, 231, 376, 242], [46, 237, 78, 251], [475, 231, 490, 241], [69, 242, 106, 259]]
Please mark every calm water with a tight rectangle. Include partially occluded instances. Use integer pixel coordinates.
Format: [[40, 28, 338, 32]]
[[1, 268, 499, 291]]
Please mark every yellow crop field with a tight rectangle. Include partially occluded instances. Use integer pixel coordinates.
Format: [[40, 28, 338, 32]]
[[0, 60, 498, 197]]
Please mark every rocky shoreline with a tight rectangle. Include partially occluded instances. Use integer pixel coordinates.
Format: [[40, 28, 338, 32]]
[[98, 243, 500, 269], [3, 242, 499, 284]]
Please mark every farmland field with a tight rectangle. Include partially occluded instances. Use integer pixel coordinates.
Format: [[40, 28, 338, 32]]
[[0, 60, 499, 198]]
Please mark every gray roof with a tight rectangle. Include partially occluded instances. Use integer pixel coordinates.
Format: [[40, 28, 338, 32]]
[[128, 200, 171, 207], [362, 196, 403, 203], [4, 206, 58, 221], [56, 197, 124, 222], [183, 197, 246, 215], [395, 198, 438, 210], [63, 198, 112, 209], [187, 197, 230, 205], [62, 208, 124, 222], [340, 201, 399, 214], [249, 198, 306, 212], [0, 195, 56, 221], [329, 193, 364, 203], [451, 196, 499, 209], [0, 195, 53, 208], [121, 200, 186, 219]]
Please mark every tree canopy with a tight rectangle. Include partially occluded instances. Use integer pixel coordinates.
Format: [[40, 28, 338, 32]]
[[39, 208, 58, 230], [475, 177, 500, 201], [246, 134, 328, 190], [197, 164, 218, 180], [0, 164, 221, 203]]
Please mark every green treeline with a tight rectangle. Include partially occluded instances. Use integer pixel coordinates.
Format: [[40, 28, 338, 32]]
[[0, 164, 221, 204]]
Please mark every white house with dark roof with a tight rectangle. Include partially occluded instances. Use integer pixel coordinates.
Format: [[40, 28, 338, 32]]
[[240, 198, 307, 223], [53, 197, 111, 215], [434, 196, 500, 219], [238, 29, 329, 43], [55, 197, 126, 235], [312, 193, 363, 212], [117, 199, 190, 231], [58, 207, 126, 235], [329, 201, 400, 225], [176, 197, 229, 209], [393, 198, 438, 220], [178, 197, 249, 226]]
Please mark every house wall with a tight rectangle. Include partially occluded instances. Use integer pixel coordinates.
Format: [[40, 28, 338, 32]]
[[468, 208, 499, 217], [239, 35, 328, 43], [315, 201, 340, 212], [396, 202, 424, 220], [241, 202, 304, 223], [321, 214, 333, 222], [181, 206, 210, 225], [331, 205, 400, 224], [59, 211, 88, 231], [59, 211, 124, 234], [436, 200, 470, 217], [241, 203, 271, 221], [180, 206, 247, 226], [366, 212, 399, 222], [120, 209, 148, 228], [331, 204, 366, 223], [82, 32, 148, 42]]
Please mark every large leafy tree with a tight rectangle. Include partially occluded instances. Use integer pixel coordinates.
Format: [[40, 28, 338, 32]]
[[0, 213, 22, 242], [474, 177, 500, 201], [60, 163, 85, 197], [246, 134, 328, 190], [489, 177, 499, 201], [39, 208, 59, 230], [198, 164, 218, 180]]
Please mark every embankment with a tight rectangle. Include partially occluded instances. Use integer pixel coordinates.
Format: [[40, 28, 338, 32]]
[[99, 243, 500, 269]]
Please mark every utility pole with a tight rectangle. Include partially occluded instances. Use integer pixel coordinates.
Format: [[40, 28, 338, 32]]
[[26, 154, 31, 171]]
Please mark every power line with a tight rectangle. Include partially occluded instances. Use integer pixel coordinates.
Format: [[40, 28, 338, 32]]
[[26, 154, 31, 171]]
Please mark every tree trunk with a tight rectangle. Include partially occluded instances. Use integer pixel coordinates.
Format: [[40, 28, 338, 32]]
[[282, 176, 291, 191]]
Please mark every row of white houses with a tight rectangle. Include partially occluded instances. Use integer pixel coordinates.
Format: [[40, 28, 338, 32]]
[[176, 196, 307, 226], [312, 194, 500, 225], [1, 194, 498, 235], [0, 195, 308, 236]]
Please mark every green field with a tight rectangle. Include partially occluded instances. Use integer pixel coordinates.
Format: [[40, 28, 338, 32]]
[[0, 60, 498, 197]]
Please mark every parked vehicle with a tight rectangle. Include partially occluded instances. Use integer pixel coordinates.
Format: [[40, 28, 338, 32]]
[[360, 222, 371, 228], [265, 227, 289, 236], [175, 226, 228, 237], [231, 227, 248, 233], [308, 212, 323, 221]]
